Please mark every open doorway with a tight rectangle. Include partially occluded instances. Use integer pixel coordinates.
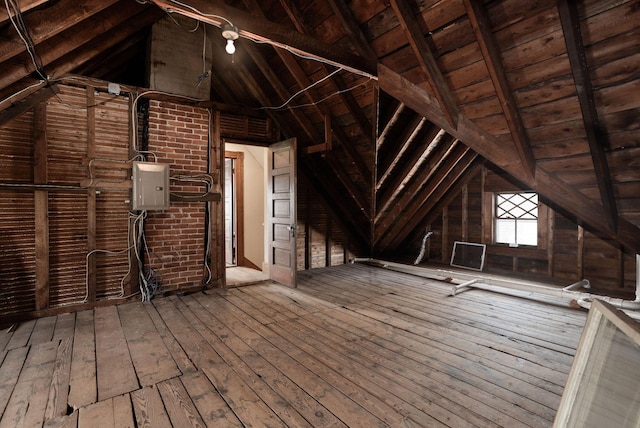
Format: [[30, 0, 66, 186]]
[[224, 144, 268, 286]]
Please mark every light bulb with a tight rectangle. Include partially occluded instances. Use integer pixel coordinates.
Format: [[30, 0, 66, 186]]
[[225, 39, 235, 55]]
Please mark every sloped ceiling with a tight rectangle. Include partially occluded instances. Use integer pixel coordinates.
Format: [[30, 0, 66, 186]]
[[1, 0, 639, 256]]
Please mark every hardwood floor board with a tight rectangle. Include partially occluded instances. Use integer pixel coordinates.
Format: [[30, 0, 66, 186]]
[[226, 287, 294, 324], [5, 319, 36, 351], [118, 302, 181, 387], [52, 313, 76, 342], [142, 303, 195, 374], [180, 370, 243, 427], [267, 315, 477, 427], [0, 329, 12, 354], [0, 346, 29, 417], [295, 310, 524, 426], [261, 282, 339, 313], [0, 264, 590, 427], [157, 377, 206, 428], [202, 363, 286, 427], [298, 273, 574, 376], [152, 298, 224, 369], [0, 341, 58, 428], [359, 291, 578, 364], [345, 264, 587, 327], [184, 293, 349, 428], [77, 395, 135, 428], [94, 306, 139, 401], [202, 293, 391, 427], [349, 297, 573, 375], [353, 265, 586, 331], [43, 410, 78, 428], [44, 337, 73, 422], [176, 297, 318, 427], [113, 394, 135, 427], [304, 306, 564, 410], [217, 291, 405, 427], [131, 386, 172, 428], [249, 284, 319, 318], [78, 397, 112, 427], [287, 309, 554, 426], [68, 310, 97, 410], [28, 316, 57, 346]]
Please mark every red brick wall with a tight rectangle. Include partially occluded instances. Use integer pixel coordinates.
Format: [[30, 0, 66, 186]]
[[145, 101, 210, 292]]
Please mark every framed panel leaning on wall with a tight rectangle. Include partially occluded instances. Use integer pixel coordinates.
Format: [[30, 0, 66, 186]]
[[554, 299, 640, 427]]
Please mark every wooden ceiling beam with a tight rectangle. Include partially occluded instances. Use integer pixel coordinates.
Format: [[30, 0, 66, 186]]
[[385, 160, 483, 254], [278, 0, 373, 141], [242, 0, 371, 185], [463, 0, 535, 180], [0, 84, 58, 125], [0, 0, 48, 25], [326, 0, 377, 61], [379, 150, 478, 253], [377, 115, 425, 188], [149, 0, 377, 78], [243, 43, 321, 145], [0, 1, 151, 90], [375, 140, 466, 241], [377, 102, 404, 150], [388, 0, 458, 129], [377, 126, 447, 207], [558, 0, 618, 232], [379, 64, 640, 253], [0, 0, 120, 64]]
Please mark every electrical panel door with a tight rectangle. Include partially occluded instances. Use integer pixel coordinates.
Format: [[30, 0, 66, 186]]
[[132, 161, 169, 210]]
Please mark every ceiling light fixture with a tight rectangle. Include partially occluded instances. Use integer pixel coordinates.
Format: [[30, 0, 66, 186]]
[[221, 24, 239, 55]]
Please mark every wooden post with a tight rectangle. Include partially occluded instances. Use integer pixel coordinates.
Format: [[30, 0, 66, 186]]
[[86, 87, 97, 302], [577, 225, 584, 279], [127, 95, 139, 297], [33, 102, 49, 310], [442, 206, 449, 263], [304, 178, 311, 270], [210, 110, 224, 287], [326, 215, 332, 267], [461, 184, 468, 241], [547, 209, 555, 277]]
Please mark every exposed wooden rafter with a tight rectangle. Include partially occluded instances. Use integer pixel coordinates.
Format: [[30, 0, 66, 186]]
[[388, 0, 458, 129], [379, 64, 640, 254], [377, 115, 425, 189], [0, 1, 152, 89], [375, 140, 466, 241], [279, 0, 374, 141], [149, 0, 377, 78], [558, 0, 618, 232], [378, 148, 478, 252], [0, 0, 49, 25], [376, 102, 404, 150], [0, 0, 120, 64], [463, 0, 535, 179], [326, 0, 377, 61], [0, 84, 59, 125]]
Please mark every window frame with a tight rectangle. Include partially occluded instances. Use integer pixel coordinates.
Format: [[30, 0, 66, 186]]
[[494, 192, 539, 247]]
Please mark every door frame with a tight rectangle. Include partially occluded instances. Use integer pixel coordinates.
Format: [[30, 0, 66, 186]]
[[224, 151, 244, 267]]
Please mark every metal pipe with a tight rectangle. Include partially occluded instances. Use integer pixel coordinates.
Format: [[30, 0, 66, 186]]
[[450, 279, 479, 296], [355, 259, 640, 314], [562, 279, 590, 291]]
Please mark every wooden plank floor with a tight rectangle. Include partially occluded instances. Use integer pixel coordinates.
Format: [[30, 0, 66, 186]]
[[0, 264, 588, 427]]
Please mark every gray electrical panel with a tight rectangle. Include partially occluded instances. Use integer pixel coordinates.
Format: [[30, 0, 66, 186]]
[[132, 161, 170, 210]]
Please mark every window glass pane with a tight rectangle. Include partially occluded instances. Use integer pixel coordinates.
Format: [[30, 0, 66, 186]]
[[517, 219, 538, 246], [495, 219, 515, 244]]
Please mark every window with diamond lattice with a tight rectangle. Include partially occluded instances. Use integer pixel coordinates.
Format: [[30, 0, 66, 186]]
[[495, 192, 538, 246]]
